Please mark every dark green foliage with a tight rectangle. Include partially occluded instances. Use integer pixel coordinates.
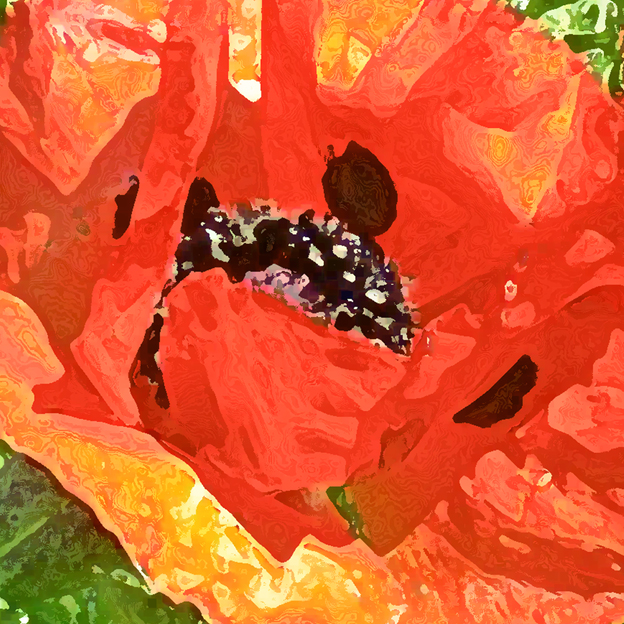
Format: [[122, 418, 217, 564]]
[[510, 0, 624, 98], [326, 486, 365, 540], [0, 441, 206, 623]]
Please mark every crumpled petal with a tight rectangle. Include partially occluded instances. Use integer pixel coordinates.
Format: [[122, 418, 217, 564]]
[[0, 290, 406, 623]]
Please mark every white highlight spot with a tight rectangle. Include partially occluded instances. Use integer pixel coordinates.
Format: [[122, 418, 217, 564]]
[[366, 289, 388, 304], [344, 579, 361, 597], [333, 244, 348, 258], [170, 481, 205, 521], [325, 218, 339, 233], [505, 279, 517, 301], [82, 41, 100, 63], [309, 245, 324, 266], [535, 471, 552, 488], [205, 229, 230, 263], [376, 317, 393, 329], [233, 78, 262, 103], [147, 19, 167, 44]]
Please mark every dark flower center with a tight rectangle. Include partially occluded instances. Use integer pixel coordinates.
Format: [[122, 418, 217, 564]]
[[173, 177, 414, 355], [130, 142, 417, 410]]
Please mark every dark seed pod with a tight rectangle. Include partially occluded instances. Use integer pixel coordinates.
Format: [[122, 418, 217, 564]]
[[112, 176, 139, 239], [322, 141, 398, 238], [181, 177, 220, 237]]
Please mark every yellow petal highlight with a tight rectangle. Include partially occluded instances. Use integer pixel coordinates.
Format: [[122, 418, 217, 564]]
[[444, 72, 581, 221], [0, 291, 405, 623], [228, 0, 262, 102], [315, 0, 425, 90]]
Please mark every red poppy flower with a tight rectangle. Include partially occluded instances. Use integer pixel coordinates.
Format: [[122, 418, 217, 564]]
[[1, 0, 624, 621]]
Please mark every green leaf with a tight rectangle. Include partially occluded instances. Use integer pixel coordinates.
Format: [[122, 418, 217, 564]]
[[506, 0, 624, 97], [0, 0, 5, 27], [326, 485, 366, 540], [0, 440, 207, 623]]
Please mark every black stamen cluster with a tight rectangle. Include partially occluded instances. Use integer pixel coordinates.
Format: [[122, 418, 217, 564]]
[[173, 178, 414, 355]]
